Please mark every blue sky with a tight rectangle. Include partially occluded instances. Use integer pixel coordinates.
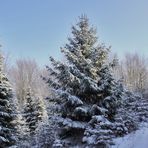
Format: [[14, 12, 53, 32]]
[[0, 0, 148, 66]]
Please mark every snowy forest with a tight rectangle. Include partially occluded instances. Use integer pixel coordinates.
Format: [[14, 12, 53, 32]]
[[1, 15, 148, 148]]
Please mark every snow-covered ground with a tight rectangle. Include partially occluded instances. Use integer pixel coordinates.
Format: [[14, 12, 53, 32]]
[[112, 123, 148, 148]]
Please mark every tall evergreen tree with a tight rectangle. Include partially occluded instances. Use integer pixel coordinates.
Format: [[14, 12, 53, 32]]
[[0, 53, 16, 147], [23, 88, 44, 134], [45, 15, 135, 147]]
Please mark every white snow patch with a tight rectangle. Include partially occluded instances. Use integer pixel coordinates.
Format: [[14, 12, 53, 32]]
[[112, 123, 148, 148]]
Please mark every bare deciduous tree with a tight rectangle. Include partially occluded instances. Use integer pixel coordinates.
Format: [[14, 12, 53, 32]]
[[9, 58, 49, 105], [114, 53, 148, 94]]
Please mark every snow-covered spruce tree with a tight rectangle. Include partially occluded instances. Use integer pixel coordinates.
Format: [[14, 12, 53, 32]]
[[16, 110, 30, 139], [0, 53, 16, 147], [23, 88, 44, 134], [45, 15, 135, 147]]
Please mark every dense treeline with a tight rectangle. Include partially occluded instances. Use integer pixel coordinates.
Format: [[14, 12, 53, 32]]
[[1, 15, 148, 148], [113, 53, 148, 95]]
